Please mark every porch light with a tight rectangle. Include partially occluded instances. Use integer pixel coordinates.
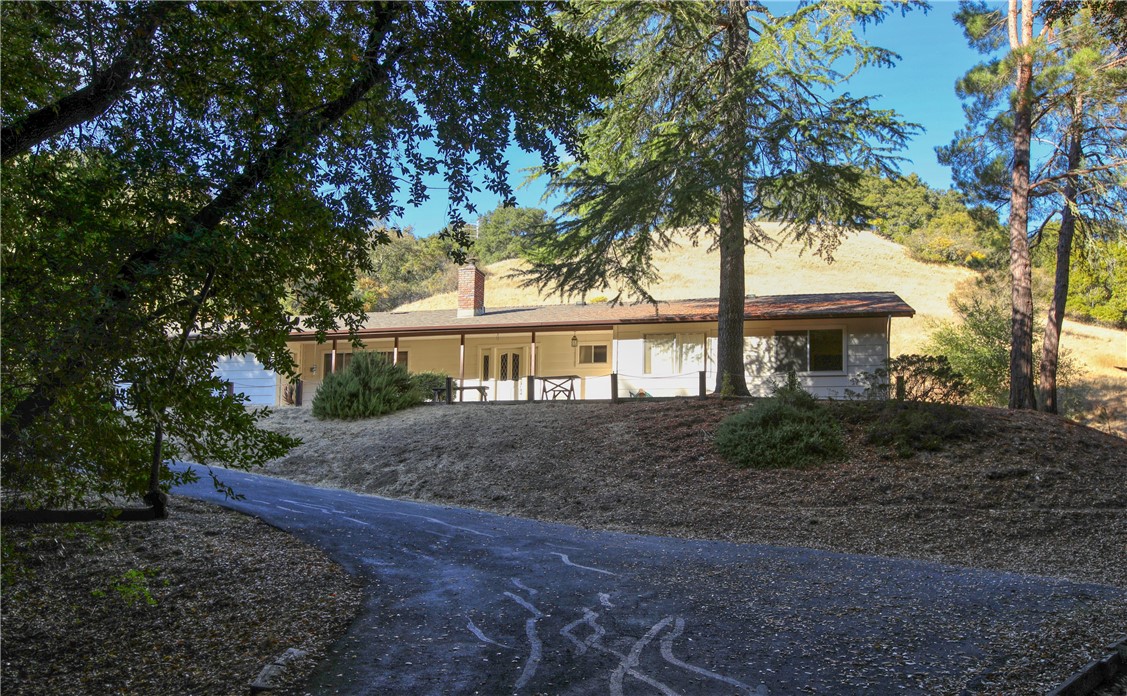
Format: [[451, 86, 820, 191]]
[[570, 334, 578, 348]]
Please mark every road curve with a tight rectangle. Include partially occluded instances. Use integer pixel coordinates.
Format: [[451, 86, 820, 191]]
[[174, 465, 1119, 695]]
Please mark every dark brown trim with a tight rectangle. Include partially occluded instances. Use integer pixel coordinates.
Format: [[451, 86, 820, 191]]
[[286, 310, 914, 343]]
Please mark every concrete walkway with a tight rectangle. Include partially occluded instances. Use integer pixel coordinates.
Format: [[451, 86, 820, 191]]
[[174, 466, 1119, 695]]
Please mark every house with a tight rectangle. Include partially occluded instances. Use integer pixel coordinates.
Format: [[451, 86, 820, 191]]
[[246, 262, 915, 404]]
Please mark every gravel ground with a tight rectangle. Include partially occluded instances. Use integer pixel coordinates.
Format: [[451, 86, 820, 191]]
[[1, 497, 362, 696]]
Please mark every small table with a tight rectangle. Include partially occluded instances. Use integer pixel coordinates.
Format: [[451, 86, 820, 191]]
[[537, 375, 580, 400]]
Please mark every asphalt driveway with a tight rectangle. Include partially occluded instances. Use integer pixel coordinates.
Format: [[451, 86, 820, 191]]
[[174, 466, 1119, 695]]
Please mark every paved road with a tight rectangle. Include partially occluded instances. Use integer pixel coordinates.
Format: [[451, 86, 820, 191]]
[[174, 466, 1117, 695]]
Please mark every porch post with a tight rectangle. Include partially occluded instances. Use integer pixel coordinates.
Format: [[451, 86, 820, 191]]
[[529, 331, 537, 402], [459, 334, 466, 402], [393, 336, 399, 365], [611, 373, 619, 403], [330, 339, 337, 373], [699, 370, 707, 400]]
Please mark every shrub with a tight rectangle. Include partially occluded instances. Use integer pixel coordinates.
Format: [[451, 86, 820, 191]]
[[836, 401, 983, 458], [853, 354, 971, 404], [410, 371, 451, 399], [715, 373, 844, 469], [311, 352, 424, 420]]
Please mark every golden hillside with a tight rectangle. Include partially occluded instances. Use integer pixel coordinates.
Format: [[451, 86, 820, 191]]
[[399, 223, 1125, 429]]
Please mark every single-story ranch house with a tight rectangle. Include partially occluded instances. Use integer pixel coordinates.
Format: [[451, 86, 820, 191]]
[[217, 263, 915, 405]]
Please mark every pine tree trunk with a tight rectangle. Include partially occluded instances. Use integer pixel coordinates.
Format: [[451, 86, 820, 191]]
[[1039, 96, 1083, 414], [1007, 0, 1037, 410], [715, 0, 751, 397]]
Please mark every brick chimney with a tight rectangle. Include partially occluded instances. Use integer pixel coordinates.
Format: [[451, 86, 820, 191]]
[[457, 261, 485, 317]]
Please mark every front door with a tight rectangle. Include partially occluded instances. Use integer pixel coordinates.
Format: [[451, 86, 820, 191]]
[[481, 346, 525, 400]]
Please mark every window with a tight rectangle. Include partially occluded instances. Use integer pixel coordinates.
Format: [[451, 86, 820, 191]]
[[323, 352, 353, 375], [774, 329, 844, 372], [578, 344, 608, 365], [643, 333, 704, 374], [377, 350, 408, 371]]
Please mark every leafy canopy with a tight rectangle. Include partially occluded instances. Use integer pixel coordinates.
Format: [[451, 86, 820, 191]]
[[1, 2, 617, 508]]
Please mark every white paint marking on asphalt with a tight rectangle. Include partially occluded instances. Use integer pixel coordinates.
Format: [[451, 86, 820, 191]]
[[560, 608, 608, 656], [598, 592, 615, 608], [275, 505, 302, 514], [388, 511, 496, 538], [278, 498, 337, 513], [466, 619, 513, 649], [341, 516, 369, 526], [504, 592, 543, 691], [660, 617, 760, 695], [511, 579, 538, 596], [550, 552, 617, 576], [609, 617, 680, 696]]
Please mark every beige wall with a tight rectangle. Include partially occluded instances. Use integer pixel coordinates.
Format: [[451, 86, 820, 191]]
[[280, 316, 895, 403]]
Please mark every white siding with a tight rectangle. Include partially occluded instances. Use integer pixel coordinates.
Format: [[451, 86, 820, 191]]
[[214, 354, 277, 406]]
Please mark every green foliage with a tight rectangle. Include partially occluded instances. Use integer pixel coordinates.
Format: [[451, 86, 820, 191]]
[[858, 172, 1005, 268], [927, 275, 1085, 410], [523, 1, 921, 303], [410, 371, 451, 398], [852, 354, 972, 404], [927, 292, 1018, 407], [1063, 231, 1127, 328], [715, 375, 844, 469], [103, 568, 160, 607], [354, 229, 457, 312], [1, 3, 616, 506], [836, 401, 984, 459], [471, 205, 551, 264], [312, 352, 424, 420]]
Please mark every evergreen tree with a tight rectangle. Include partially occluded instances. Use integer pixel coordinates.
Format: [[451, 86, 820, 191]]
[[941, 0, 1126, 412], [522, 0, 918, 395]]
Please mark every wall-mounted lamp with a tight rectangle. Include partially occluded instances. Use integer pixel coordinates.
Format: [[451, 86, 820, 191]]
[[570, 334, 579, 348], [309, 365, 317, 374]]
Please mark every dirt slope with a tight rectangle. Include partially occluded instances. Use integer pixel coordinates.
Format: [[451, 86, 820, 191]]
[[259, 399, 1127, 589]]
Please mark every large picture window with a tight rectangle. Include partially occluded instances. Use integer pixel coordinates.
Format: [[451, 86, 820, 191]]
[[775, 329, 843, 372], [643, 333, 704, 374]]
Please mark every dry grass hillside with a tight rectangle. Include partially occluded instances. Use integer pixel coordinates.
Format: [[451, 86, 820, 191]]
[[400, 224, 1125, 434]]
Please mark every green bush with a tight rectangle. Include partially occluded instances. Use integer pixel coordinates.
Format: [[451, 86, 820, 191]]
[[852, 354, 971, 404], [715, 374, 844, 469], [835, 401, 983, 458], [410, 371, 451, 399], [311, 352, 424, 420]]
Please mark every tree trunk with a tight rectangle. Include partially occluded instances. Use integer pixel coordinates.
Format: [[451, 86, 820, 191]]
[[715, 0, 750, 397], [1007, 0, 1037, 410], [1039, 95, 1083, 414]]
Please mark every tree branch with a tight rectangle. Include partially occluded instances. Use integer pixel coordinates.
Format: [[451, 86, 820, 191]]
[[1, 2, 173, 161], [1, 3, 406, 453]]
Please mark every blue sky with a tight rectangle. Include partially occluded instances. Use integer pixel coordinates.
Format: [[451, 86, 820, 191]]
[[392, 1, 985, 236]]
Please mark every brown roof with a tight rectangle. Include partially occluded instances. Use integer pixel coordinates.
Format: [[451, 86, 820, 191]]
[[290, 292, 914, 341]]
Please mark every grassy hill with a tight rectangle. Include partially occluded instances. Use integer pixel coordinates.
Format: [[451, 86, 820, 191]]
[[399, 224, 1125, 433]]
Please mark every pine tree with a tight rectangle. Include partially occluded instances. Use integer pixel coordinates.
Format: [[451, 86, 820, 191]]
[[941, 0, 1126, 412]]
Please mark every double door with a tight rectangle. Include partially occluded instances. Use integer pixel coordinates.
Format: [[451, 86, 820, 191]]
[[480, 346, 526, 400]]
